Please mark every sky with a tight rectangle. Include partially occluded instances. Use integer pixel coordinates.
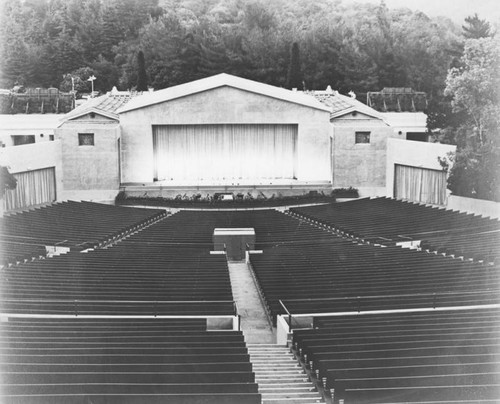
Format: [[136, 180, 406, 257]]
[[352, 0, 500, 23]]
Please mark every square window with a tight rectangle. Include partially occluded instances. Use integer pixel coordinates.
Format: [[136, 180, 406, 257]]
[[78, 133, 94, 146], [355, 131, 370, 144], [49, 135, 54, 141]]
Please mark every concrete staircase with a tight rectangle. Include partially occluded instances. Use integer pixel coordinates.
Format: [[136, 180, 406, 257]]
[[247, 344, 325, 404]]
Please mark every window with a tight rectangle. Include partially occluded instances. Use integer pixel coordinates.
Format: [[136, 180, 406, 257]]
[[406, 132, 428, 142], [12, 135, 36, 146], [49, 135, 55, 141], [355, 131, 370, 144], [78, 133, 94, 146]]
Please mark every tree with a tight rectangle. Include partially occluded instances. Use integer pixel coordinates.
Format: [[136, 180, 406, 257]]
[[136, 50, 148, 91], [286, 42, 303, 90], [445, 37, 500, 147], [0, 166, 17, 198], [462, 14, 492, 39], [443, 36, 500, 201], [59, 67, 95, 94]]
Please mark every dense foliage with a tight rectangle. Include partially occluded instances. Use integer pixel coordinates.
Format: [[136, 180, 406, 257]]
[[441, 36, 500, 202], [0, 0, 462, 95]]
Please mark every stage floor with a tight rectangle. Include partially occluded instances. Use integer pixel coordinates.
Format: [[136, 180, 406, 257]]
[[121, 179, 333, 198]]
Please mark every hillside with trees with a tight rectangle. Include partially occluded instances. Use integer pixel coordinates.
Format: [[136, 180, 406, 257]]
[[0, 0, 498, 201], [0, 0, 464, 94]]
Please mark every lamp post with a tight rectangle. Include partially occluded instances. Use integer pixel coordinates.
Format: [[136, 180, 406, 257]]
[[87, 75, 96, 97]]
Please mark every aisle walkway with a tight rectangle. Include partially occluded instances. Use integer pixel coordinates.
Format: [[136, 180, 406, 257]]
[[227, 261, 275, 344]]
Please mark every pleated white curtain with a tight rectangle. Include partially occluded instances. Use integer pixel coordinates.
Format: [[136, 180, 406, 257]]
[[153, 124, 297, 181], [395, 164, 446, 205], [3, 167, 56, 211]]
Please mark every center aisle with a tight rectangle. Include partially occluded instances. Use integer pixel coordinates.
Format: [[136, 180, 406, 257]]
[[227, 261, 274, 344]]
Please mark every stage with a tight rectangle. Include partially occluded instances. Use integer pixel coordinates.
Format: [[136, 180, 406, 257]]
[[120, 179, 333, 199]]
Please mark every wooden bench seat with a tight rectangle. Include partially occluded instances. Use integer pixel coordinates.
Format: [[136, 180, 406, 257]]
[[0, 392, 262, 404], [1, 382, 259, 395], [342, 384, 500, 403], [325, 362, 500, 390], [2, 371, 256, 385]]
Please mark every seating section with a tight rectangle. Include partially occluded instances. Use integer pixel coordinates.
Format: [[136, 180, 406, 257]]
[[291, 197, 500, 262], [1, 202, 499, 404], [0, 200, 166, 266], [0, 318, 260, 404], [248, 218, 500, 320], [292, 308, 500, 403], [1, 244, 234, 316], [141, 209, 329, 247]]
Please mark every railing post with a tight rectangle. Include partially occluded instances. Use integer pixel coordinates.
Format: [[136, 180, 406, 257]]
[[74, 300, 78, 317]]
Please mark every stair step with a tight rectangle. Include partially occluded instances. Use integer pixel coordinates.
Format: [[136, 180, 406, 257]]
[[250, 344, 324, 404], [254, 364, 299, 367], [262, 392, 322, 398], [258, 383, 313, 388], [247, 344, 287, 347], [262, 400, 323, 404], [260, 387, 316, 392]]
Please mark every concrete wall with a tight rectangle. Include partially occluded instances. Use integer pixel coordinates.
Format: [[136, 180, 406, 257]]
[[0, 140, 63, 195], [386, 138, 456, 198], [380, 112, 427, 136], [55, 116, 120, 201], [447, 195, 500, 219], [119, 86, 332, 183], [331, 112, 396, 195], [0, 114, 60, 146]]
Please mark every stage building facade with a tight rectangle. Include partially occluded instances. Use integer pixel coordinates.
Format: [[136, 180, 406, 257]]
[[2, 73, 456, 211]]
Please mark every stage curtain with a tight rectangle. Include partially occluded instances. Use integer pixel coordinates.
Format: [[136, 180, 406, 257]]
[[153, 124, 297, 181], [3, 167, 56, 211], [395, 164, 446, 205]]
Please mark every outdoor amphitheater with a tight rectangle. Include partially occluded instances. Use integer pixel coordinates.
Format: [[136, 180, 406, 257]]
[[1, 197, 499, 404]]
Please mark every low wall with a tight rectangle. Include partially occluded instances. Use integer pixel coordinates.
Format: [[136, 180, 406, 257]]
[[0, 140, 63, 194], [357, 186, 386, 198], [58, 189, 119, 203], [447, 195, 500, 219], [386, 139, 456, 200]]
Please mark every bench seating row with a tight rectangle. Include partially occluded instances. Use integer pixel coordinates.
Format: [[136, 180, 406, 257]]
[[291, 197, 500, 263], [250, 237, 500, 320], [1, 201, 166, 266], [292, 308, 500, 403], [1, 245, 234, 314], [0, 318, 261, 404]]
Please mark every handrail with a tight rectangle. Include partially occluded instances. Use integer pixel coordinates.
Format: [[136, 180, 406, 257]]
[[0, 299, 238, 317], [0, 298, 237, 304], [280, 289, 498, 303], [279, 299, 296, 332], [279, 299, 292, 316], [279, 290, 500, 319]]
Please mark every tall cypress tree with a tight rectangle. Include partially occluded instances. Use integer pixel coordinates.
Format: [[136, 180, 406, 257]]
[[286, 42, 303, 90], [136, 50, 148, 91]]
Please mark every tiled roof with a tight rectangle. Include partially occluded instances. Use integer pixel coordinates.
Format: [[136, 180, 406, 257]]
[[305, 89, 384, 120], [308, 91, 354, 115], [62, 91, 141, 122]]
